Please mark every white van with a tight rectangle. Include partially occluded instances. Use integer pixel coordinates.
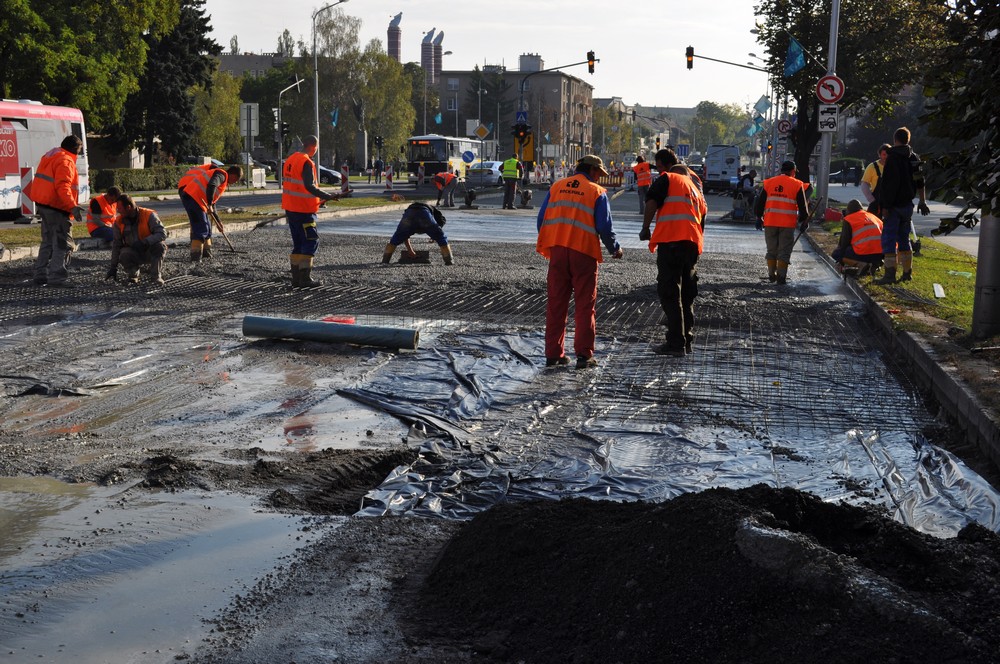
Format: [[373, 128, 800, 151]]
[[703, 144, 740, 193]]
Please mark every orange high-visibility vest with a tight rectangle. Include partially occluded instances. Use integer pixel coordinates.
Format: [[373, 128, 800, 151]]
[[29, 147, 79, 213], [282, 152, 321, 214], [761, 174, 802, 228], [114, 208, 157, 245], [536, 174, 605, 262], [433, 172, 456, 190], [633, 161, 652, 187], [86, 194, 120, 233], [844, 210, 883, 255], [182, 167, 228, 211], [178, 164, 212, 191], [648, 173, 706, 254]]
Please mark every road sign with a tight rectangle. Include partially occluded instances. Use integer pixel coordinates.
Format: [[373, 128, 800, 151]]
[[818, 104, 839, 132], [816, 75, 845, 104], [462, 150, 476, 163], [239, 103, 259, 137], [777, 119, 792, 134], [677, 143, 690, 158], [515, 110, 529, 124], [474, 124, 490, 140]]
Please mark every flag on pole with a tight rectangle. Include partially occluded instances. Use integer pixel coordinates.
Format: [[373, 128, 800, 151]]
[[434, 112, 442, 125], [753, 95, 771, 115], [784, 37, 806, 77], [544, 132, 551, 143], [330, 108, 339, 127]]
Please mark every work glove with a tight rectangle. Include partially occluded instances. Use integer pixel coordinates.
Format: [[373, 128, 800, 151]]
[[639, 227, 651, 241], [754, 218, 763, 231], [105, 265, 118, 281], [918, 201, 930, 216], [71, 205, 86, 222]]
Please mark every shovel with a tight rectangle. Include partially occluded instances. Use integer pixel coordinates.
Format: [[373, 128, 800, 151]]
[[209, 209, 239, 253]]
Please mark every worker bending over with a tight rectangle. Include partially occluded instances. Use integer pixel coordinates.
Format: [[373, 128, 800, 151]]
[[832, 199, 883, 275], [105, 194, 168, 286], [382, 202, 454, 265], [179, 164, 242, 262]]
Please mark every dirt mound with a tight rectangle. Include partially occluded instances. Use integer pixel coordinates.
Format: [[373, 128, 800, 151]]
[[414, 485, 1000, 663]]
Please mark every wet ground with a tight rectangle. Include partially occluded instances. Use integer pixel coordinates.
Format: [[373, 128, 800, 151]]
[[2, 190, 1000, 663]]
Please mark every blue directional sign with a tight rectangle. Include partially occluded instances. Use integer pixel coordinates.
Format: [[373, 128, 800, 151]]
[[515, 111, 529, 124], [677, 143, 690, 157], [462, 150, 476, 163]]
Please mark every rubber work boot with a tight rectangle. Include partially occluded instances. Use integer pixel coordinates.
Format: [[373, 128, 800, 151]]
[[202, 238, 213, 259], [440, 244, 454, 266], [897, 250, 913, 282], [775, 260, 789, 285], [767, 259, 778, 283], [190, 239, 203, 263], [381, 243, 396, 264], [289, 255, 301, 288], [298, 256, 322, 288], [874, 254, 897, 285]]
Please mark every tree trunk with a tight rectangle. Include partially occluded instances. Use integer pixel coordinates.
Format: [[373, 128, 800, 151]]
[[972, 215, 1000, 339]]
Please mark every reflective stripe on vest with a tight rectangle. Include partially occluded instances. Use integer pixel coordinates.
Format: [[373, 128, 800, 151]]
[[29, 147, 79, 212], [183, 167, 228, 211], [536, 174, 604, 262], [86, 194, 120, 232], [648, 173, 705, 254], [762, 174, 802, 228], [845, 210, 883, 255], [633, 162, 652, 187], [282, 152, 320, 214], [178, 164, 212, 190]]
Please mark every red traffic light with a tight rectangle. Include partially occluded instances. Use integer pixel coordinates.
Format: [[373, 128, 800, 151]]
[[686, 46, 694, 70]]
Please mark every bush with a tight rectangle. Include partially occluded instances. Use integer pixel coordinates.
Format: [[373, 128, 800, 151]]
[[91, 166, 187, 193]]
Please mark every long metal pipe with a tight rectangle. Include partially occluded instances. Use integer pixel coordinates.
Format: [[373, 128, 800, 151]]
[[243, 315, 419, 350]]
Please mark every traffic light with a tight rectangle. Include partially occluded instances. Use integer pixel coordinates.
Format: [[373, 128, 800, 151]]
[[656, 137, 661, 150], [686, 46, 694, 70], [512, 124, 530, 140], [375, 135, 384, 149], [587, 51, 596, 74], [280, 121, 290, 135], [766, 141, 773, 153]]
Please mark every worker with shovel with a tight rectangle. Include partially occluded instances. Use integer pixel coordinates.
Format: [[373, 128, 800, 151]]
[[282, 135, 341, 288], [105, 194, 168, 286], [179, 164, 242, 262]]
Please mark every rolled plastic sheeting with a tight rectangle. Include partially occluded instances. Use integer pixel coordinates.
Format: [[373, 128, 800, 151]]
[[243, 315, 419, 350]]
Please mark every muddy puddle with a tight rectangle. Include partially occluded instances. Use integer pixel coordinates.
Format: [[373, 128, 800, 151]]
[[0, 476, 330, 663]]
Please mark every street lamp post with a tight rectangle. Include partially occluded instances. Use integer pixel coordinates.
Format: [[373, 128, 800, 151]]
[[313, 0, 349, 167], [423, 49, 452, 135]]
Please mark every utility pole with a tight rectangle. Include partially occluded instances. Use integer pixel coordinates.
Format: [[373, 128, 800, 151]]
[[816, 0, 842, 205]]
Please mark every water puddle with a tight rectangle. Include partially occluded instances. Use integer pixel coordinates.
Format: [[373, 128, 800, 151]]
[[0, 476, 331, 663]]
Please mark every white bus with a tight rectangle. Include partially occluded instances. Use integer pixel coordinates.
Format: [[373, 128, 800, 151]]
[[0, 99, 89, 220], [405, 134, 479, 183]]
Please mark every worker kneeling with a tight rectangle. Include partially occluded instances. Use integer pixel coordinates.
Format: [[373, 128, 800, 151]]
[[105, 194, 168, 286], [382, 202, 454, 265], [832, 199, 884, 276]]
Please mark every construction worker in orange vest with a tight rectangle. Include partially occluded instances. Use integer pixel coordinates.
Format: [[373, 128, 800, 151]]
[[282, 135, 341, 288], [179, 164, 242, 262], [432, 168, 458, 207], [536, 155, 623, 369], [86, 185, 122, 245], [29, 135, 85, 287], [753, 160, 809, 285], [639, 150, 708, 356], [105, 194, 168, 286], [381, 202, 454, 265], [632, 155, 653, 214], [832, 199, 884, 276]]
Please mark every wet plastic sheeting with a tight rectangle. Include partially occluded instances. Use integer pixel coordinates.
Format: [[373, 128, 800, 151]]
[[353, 332, 1000, 537]]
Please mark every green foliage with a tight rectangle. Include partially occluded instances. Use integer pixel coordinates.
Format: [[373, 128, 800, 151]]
[[357, 43, 416, 159], [691, 101, 746, 147], [921, 0, 999, 232], [192, 70, 242, 160], [0, 0, 180, 131], [91, 165, 188, 192], [752, 0, 947, 180]]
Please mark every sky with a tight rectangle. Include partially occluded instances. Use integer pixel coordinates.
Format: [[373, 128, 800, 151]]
[[205, 0, 771, 111]]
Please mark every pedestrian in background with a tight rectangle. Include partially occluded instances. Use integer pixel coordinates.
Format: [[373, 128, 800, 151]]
[[632, 155, 653, 214], [366, 157, 374, 184], [105, 194, 167, 286], [381, 202, 454, 265], [282, 135, 340, 288], [86, 185, 122, 245], [536, 154, 623, 369], [874, 127, 929, 284], [179, 163, 242, 262], [861, 144, 891, 215], [29, 135, 85, 287], [373, 156, 384, 184], [753, 160, 809, 285], [502, 153, 523, 210], [639, 150, 707, 356]]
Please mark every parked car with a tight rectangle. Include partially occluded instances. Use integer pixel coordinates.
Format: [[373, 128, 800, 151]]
[[829, 167, 861, 185], [466, 161, 505, 187], [317, 165, 343, 185]]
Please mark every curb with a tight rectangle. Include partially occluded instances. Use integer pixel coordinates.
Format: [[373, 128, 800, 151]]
[[803, 231, 1000, 470]]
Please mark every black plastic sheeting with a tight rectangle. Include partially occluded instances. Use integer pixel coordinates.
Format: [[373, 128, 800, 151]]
[[346, 332, 1000, 537]]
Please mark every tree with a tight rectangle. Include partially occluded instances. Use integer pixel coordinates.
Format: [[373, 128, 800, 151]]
[[921, 0, 999, 232], [463, 67, 515, 146], [752, 0, 947, 181], [191, 70, 241, 161], [309, 7, 362, 166], [229, 35, 239, 55], [239, 61, 302, 156], [690, 101, 745, 148], [355, 41, 415, 162], [115, 0, 222, 166], [276, 29, 295, 58], [0, 0, 180, 131]]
